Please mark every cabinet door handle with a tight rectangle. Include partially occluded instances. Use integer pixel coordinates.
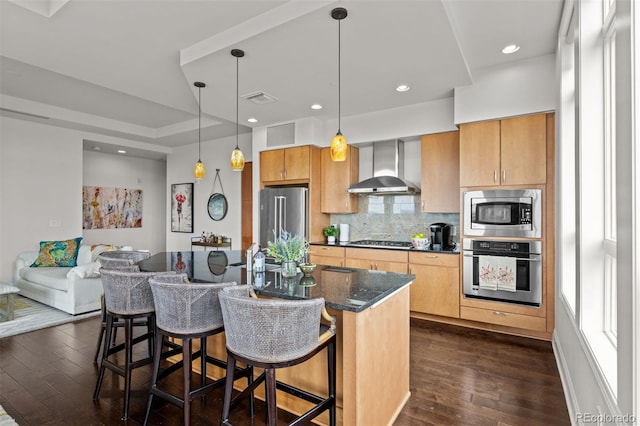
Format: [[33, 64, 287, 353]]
[[493, 170, 497, 183], [493, 311, 507, 316], [502, 170, 506, 183]]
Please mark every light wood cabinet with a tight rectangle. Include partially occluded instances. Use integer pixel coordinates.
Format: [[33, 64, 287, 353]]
[[260, 145, 311, 183], [321, 145, 359, 213], [460, 306, 546, 332], [309, 245, 345, 267], [421, 131, 460, 212], [345, 248, 408, 273], [459, 113, 547, 187], [408, 252, 460, 318]]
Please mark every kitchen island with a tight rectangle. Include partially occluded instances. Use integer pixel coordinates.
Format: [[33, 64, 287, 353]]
[[139, 251, 415, 426]]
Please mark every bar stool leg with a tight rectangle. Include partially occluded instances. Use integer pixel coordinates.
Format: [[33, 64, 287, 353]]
[[123, 318, 134, 419], [200, 337, 207, 389], [328, 341, 336, 426], [265, 368, 277, 426], [93, 313, 114, 400], [220, 355, 236, 425], [143, 329, 165, 426], [183, 337, 192, 426]]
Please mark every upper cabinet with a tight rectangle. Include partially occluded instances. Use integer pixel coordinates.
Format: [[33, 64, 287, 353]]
[[321, 145, 359, 213], [459, 113, 547, 187], [260, 146, 311, 184], [421, 131, 460, 212]]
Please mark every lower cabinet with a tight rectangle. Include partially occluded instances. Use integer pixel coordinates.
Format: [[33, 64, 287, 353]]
[[345, 248, 408, 273], [308, 245, 345, 267], [408, 252, 460, 318], [459, 306, 547, 332]]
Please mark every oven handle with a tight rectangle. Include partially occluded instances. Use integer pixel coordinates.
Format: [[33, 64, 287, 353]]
[[463, 253, 541, 262]]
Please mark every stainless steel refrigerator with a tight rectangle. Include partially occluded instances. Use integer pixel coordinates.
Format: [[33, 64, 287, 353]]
[[259, 187, 308, 248]]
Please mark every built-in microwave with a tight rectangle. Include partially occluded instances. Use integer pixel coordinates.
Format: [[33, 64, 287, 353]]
[[463, 189, 542, 238]]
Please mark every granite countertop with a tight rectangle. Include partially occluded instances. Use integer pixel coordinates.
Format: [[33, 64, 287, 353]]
[[310, 240, 460, 254], [139, 251, 415, 313], [251, 265, 415, 312]]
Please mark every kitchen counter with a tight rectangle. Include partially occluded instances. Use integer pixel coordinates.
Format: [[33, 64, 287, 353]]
[[140, 251, 413, 426], [310, 240, 460, 254], [139, 251, 414, 313]]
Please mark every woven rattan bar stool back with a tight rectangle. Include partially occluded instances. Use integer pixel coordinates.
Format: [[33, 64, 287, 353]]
[[219, 285, 337, 426]]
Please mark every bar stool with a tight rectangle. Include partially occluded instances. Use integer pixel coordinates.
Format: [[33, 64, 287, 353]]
[[93, 251, 152, 364], [143, 276, 252, 426], [93, 268, 177, 420], [219, 285, 337, 426], [93, 265, 143, 364]]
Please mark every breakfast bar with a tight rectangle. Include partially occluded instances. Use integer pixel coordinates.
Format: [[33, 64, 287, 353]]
[[139, 251, 415, 426]]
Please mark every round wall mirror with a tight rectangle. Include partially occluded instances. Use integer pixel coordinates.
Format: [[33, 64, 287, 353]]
[[207, 193, 228, 221]]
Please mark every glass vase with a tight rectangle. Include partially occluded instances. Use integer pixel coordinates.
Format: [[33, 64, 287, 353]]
[[281, 261, 297, 278]]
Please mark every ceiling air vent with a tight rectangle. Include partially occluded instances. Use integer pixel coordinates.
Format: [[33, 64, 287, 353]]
[[242, 91, 279, 105]]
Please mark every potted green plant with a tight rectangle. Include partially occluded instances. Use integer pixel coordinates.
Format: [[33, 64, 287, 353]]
[[266, 230, 309, 277], [323, 226, 339, 243]]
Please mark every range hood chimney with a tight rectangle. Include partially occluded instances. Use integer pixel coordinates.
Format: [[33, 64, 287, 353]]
[[347, 139, 420, 195]]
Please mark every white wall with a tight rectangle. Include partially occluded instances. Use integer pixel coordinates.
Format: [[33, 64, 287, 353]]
[[1, 117, 83, 283], [82, 150, 166, 254], [0, 116, 170, 283], [165, 132, 252, 252], [323, 97, 457, 144], [454, 54, 556, 124]]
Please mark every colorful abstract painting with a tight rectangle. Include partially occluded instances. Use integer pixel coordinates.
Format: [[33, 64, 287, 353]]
[[82, 186, 143, 229]]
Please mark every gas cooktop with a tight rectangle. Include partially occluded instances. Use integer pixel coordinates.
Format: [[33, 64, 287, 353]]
[[347, 240, 413, 249]]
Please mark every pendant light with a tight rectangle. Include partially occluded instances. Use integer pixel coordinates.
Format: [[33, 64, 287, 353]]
[[193, 81, 206, 180], [330, 7, 348, 162], [230, 49, 245, 171]]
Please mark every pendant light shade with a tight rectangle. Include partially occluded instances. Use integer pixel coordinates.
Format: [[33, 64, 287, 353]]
[[230, 49, 245, 171], [193, 81, 206, 180], [330, 7, 348, 162]]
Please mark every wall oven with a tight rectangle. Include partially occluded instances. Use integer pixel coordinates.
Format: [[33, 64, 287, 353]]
[[463, 189, 542, 238], [462, 239, 542, 307]]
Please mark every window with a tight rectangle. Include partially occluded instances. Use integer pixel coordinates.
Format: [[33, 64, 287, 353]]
[[602, 1, 617, 343]]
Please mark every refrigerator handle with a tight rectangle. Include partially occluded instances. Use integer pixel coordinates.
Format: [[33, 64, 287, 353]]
[[275, 196, 285, 239]]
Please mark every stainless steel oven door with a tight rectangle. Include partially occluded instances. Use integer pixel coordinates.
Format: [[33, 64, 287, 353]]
[[462, 239, 542, 307], [463, 189, 542, 238]]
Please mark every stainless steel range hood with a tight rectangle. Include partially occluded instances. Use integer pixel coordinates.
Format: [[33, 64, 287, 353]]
[[348, 139, 420, 194]]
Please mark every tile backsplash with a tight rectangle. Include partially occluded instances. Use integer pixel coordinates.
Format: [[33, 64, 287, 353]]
[[329, 195, 460, 243]]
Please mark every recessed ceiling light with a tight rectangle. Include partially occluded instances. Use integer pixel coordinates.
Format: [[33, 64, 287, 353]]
[[502, 44, 520, 54], [117, 150, 126, 154], [395, 84, 410, 92], [93, 146, 101, 151], [247, 117, 258, 123], [310, 104, 323, 110]]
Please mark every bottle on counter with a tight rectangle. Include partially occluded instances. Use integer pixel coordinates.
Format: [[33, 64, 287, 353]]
[[254, 247, 265, 272], [201, 231, 207, 243]]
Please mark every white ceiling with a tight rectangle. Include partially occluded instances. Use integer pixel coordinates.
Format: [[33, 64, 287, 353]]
[[0, 0, 564, 158]]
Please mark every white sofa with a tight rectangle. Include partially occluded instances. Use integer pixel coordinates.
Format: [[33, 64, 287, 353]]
[[14, 245, 117, 315]]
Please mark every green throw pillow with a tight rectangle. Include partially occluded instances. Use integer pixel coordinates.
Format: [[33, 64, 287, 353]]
[[30, 237, 83, 267]]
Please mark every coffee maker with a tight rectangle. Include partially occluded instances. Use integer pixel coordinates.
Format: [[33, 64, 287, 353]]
[[429, 223, 451, 250]]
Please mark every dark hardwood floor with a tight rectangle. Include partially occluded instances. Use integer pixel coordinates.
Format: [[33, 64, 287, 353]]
[[0, 316, 570, 425]]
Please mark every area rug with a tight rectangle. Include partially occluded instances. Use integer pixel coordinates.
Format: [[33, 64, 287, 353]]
[[0, 404, 18, 426], [0, 295, 100, 339]]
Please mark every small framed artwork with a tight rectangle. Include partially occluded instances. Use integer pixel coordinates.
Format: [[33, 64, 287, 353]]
[[171, 183, 193, 233]]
